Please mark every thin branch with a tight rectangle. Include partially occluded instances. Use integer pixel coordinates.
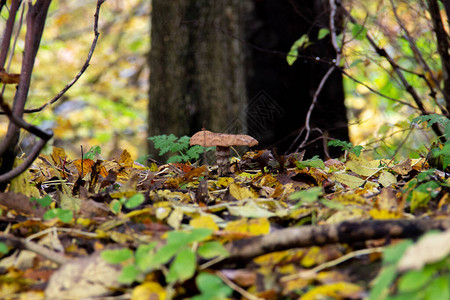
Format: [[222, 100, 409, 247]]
[[294, 0, 341, 153], [390, 0, 447, 115], [0, 0, 21, 69], [0, 234, 69, 265], [0, 98, 52, 140], [338, 3, 445, 139], [340, 68, 419, 110], [23, 0, 106, 114], [0, 138, 48, 183]]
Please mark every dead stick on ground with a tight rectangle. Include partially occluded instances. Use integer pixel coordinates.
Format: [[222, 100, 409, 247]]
[[219, 219, 450, 265], [0, 234, 69, 265]]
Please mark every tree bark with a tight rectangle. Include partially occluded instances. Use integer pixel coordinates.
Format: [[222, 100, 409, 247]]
[[148, 0, 248, 159]]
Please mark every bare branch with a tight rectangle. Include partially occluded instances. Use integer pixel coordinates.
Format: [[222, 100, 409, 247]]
[[24, 0, 106, 114], [338, 3, 445, 139], [390, 0, 448, 115], [294, 0, 341, 154], [0, 138, 49, 183], [0, 0, 22, 69]]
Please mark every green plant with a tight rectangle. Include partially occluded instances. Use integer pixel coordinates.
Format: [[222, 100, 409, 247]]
[[296, 155, 325, 169], [110, 193, 145, 215], [412, 114, 450, 171], [328, 139, 364, 157], [148, 134, 213, 163], [83, 145, 102, 160], [43, 208, 73, 223], [30, 194, 52, 209], [101, 228, 229, 285], [370, 233, 450, 300]]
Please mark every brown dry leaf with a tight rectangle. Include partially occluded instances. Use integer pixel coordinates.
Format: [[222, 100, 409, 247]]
[[51, 147, 68, 167], [0, 192, 45, 217], [72, 158, 95, 177], [45, 252, 121, 299], [0, 70, 20, 84], [182, 165, 207, 182], [220, 269, 257, 287], [375, 187, 401, 213], [119, 149, 134, 168], [392, 158, 413, 175]]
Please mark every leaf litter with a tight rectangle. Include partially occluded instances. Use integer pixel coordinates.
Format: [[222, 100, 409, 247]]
[[0, 146, 449, 299]]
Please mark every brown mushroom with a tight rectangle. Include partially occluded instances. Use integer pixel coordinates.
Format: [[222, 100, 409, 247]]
[[190, 130, 258, 176]]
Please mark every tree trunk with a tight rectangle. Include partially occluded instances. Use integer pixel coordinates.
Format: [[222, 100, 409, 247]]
[[148, 0, 248, 159], [148, 0, 349, 160]]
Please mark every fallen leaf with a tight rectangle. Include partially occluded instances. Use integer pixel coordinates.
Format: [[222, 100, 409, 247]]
[[397, 230, 450, 271]]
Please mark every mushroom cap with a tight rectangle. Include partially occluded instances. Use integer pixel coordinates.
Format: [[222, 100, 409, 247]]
[[190, 130, 258, 148]]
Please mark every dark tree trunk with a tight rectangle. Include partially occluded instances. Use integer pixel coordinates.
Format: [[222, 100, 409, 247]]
[[149, 0, 349, 159], [148, 0, 248, 159], [245, 0, 349, 157]]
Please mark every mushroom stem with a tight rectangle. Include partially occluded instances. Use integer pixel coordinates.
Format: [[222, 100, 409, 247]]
[[216, 146, 231, 176]]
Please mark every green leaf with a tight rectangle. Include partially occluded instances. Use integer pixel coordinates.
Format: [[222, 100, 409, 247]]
[[110, 199, 121, 214], [167, 248, 196, 283], [350, 145, 364, 157], [383, 240, 414, 265], [287, 34, 309, 66], [43, 208, 73, 223], [425, 275, 450, 300], [197, 241, 229, 259], [152, 243, 181, 266], [296, 156, 325, 169], [124, 193, 145, 209], [318, 28, 330, 39], [117, 264, 139, 285], [398, 268, 435, 293], [57, 209, 73, 223], [193, 272, 233, 300], [101, 248, 134, 264], [289, 186, 322, 202], [351, 23, 367, 40], [0, 242, 8, 254], [369, 265, 397, 300], [83, 145, 101, 159], [31, 194, 52, 207], [135, 242, 157, 271]]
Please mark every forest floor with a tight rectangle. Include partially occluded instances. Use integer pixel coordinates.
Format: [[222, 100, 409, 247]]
[[0, 146, 449, 299]]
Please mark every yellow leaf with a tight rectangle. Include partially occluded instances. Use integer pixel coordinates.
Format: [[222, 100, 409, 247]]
[[131, 282, 166, 300], [216, 177, 234, 188], [300, 246, 326, 268], [190, 215, 219, 231], [369, 209, 401, 219], [326, 208, 366, 224], [119, 149, 134, 167], [9, 158, 40, 198], [330, 173, 366, 189], [229, 183, 256, 200], [224, 218, 270, 235], [167, 207, 183, 229], [378, 171, 397, 187], [345, 154, 381, 177], [300, 282, 364, 300]]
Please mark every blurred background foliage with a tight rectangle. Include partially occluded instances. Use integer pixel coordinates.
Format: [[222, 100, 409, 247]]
[[0, 0, 446, 162], [343, 0, 446, 159], [0, 0, 150, 161]]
